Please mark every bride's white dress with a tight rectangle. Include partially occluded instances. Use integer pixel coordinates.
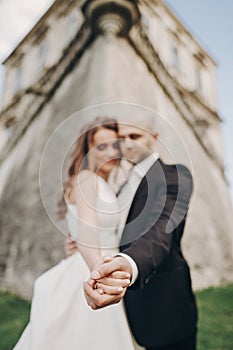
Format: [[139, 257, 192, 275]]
[[13, 176, 137, 350]]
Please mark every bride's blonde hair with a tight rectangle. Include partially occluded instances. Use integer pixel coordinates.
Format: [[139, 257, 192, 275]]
[[57, 116, 119, 220]]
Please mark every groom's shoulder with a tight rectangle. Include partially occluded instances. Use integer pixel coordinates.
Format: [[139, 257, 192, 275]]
[[157, 159, 191, 177], [152, 159, 193, 190]]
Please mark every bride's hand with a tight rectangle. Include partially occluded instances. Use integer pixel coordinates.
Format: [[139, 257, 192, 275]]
[[89, 256, 131, 295]]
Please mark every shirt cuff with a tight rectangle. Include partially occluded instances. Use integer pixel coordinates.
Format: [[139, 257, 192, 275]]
[[116, 253, 139, 286]]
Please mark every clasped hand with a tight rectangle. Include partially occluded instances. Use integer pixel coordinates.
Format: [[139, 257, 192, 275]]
[[65, 237, 132, 310], [84, 256, 132, 310]]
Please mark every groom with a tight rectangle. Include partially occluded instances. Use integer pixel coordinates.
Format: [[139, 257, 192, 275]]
[[71, 117, 197, 350]]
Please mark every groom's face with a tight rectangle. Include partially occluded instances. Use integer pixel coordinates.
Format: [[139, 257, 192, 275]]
[[118, 124, 157, 165]]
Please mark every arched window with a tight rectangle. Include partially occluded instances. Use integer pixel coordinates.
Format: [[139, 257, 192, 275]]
[[38, 39, 47, 69], [196, 67, 202, 93], [14, 66, 22, 93], [172, 44, 180, 71], [67, 11, 78, 41]]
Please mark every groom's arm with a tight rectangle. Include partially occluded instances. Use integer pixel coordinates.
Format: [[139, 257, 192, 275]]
[[89, 165, 193, 290], [119, 164, 193, 289], [116, 253, 138, 285], [84, 165, 193, 309]]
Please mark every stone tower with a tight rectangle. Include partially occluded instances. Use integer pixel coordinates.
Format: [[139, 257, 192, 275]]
[[0, 0, 232, 298]]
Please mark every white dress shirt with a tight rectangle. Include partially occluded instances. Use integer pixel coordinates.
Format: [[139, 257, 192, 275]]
[[117, 152, 160, 285]]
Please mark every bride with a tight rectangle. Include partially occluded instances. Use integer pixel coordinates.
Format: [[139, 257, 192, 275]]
[[13, 117, 136, 350]]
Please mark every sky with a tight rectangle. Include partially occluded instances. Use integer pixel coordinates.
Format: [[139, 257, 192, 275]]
[[0, 0, 232, 200], [0, 0, 54, 100], [165, 0, 233, 201]]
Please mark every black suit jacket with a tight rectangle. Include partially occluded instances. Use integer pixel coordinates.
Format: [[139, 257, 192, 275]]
[[120, 159, 197, 348]]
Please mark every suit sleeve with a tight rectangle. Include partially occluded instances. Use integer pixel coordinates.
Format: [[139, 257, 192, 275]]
[[121, 164, 193, 290]]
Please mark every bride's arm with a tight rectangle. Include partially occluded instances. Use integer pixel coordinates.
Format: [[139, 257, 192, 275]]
[[71, 170, 131, 295], [72, 170, 101, 271]]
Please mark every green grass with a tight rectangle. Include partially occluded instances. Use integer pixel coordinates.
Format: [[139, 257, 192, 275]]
[[0, 292, 30, 350], [196, 283, 233, 350], [0, 284, 232, 350]]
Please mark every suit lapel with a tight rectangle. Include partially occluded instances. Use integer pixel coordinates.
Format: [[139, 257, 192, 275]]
[[120, 158, 164, 246]]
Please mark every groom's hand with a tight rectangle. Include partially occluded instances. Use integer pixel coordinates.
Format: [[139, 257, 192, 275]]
[[89, 257, 131, 295], [91, 256, 132, 281], [64, 235, 78, 258], [93, 273, 131, 294]]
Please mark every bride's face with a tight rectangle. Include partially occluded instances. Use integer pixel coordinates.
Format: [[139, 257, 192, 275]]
[[88, 128, 120, 179]]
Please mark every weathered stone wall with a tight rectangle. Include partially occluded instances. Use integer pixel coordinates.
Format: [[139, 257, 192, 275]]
[[0, 0, 232, 298]]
